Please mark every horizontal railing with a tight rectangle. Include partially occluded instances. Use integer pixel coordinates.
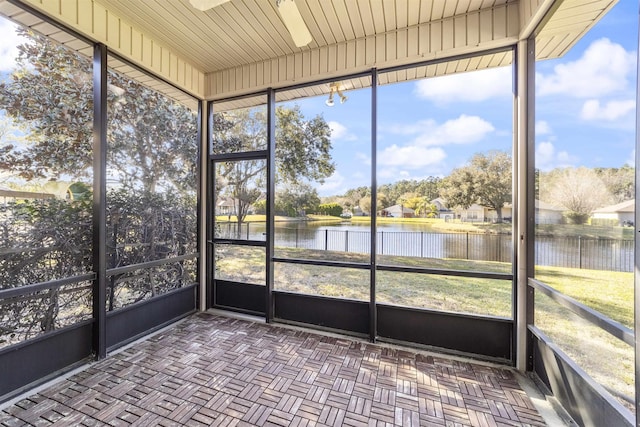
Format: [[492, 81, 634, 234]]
[[106, 253, 199, 276], [0, 273, 96, 299], [528, 278, 633, 346]]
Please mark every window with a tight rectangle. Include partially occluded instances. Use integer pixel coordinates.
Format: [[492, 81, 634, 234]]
[[105, 56, 199, 310], [376, 53, 514, 317], [533, 0, 637, 410], [0, 19, 93, 346], [273, 78, 372, 299]]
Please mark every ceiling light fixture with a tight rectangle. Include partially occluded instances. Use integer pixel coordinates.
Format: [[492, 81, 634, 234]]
[[326, 83, 347, 107], [189, 0, 230, 11], [276, 0, 312, 47]]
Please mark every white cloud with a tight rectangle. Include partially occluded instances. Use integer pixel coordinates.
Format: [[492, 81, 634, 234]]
[[376, 115, 493, 175], [580, 99, 636, 121], [355, 152, 371, 166], [420, 115, 494, 146], [537, 38, 635, 98], [0, 20, 27, 72], [389, 115, 495, 147], [535, 120, 552, 135], [328, 121, 357, 141], [316, 171, 345, 194], [414, 66, 512, 103], [378, 145, 446, 169], [535, 141, 577, 171]]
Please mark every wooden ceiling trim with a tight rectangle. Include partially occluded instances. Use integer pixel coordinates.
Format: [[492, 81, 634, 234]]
[[206, 3, 519, 100], [401, 0, 416, 28], [382, 0, 396, 32], [536, 32, 573, 60], [536, 0, 617, 59], [231, 1, 284, 59], [306, 1, 335, 46], [324, 0, 349, 43]]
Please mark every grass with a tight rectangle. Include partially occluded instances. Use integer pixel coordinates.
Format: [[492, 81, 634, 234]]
[[534, 265, 633, 328], [216, 245, 631, 325], [534, 292, 634, 406]]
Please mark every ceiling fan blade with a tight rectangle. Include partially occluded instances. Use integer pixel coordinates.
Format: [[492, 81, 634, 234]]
[[276, 0, 312, 47], [189, 0, 231, 11]]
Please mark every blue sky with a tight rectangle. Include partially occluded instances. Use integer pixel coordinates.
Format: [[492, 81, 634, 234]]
[[277, 0, 638, 197]]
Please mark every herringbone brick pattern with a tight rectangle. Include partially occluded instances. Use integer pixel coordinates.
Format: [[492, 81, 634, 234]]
[[1, 313, 547, 426]]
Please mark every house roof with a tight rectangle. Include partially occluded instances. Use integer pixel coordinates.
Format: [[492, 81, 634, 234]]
[[593, 199, 635, 214], [216, 197, 235, 207], [430, 197, 447, 205], [2, 0, 618, 104]]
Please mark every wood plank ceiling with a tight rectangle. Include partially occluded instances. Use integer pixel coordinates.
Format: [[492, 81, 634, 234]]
[[93, 0, 515, 73]]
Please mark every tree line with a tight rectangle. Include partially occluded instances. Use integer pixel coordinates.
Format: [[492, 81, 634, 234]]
[[322, 151, 633, 224]]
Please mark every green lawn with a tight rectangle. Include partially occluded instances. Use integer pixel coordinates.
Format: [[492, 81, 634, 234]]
[[216, 246, 631, 324], [535, 266, 633, 328]]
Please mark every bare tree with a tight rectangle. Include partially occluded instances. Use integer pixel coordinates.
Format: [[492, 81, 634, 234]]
[[540, 167, 613, 224]]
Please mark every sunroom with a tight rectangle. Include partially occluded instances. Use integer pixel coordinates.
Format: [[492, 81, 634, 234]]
[[0, 0, 637, 426]]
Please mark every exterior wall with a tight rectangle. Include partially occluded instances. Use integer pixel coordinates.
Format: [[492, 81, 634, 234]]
[[379, 206, 415, 218], [485, 206, 513, 221], [458, 205, 512, 222], [457, 204, 486, 222], [593, 212, 634, 225]]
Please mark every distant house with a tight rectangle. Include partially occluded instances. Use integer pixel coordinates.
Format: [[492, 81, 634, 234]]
[[352, 206, 367, 217], [430, 198, 454, 219], [455, 203, 512, 223], [378, 204, 415, 218], [216, 197, 236, 216], [216, 197, 261, 217], [592, 199, 634, 226], [455, 204, 484, 222], [536, 200, 564, 224]]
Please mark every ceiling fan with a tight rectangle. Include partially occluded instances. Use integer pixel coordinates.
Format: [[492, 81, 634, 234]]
[[189, 0, 313, 47]]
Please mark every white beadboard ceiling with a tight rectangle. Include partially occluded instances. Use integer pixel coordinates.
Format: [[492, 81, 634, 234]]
[[0, 0, 619, 104], [93, 0, 515, 73]]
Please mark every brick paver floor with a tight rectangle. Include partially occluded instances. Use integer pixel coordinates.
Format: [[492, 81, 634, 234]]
[[1, 313, 548, 426]]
